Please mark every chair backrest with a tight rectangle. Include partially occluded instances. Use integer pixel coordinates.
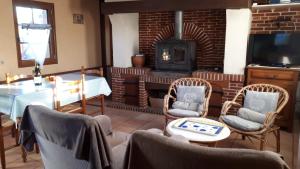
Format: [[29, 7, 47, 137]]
[[81, 66, 103, 77], [167, 78, 212, 115], [124, 130, 290, 169], [233, 84, 289, 114], [20, 105, 112, 169], [5, 73, 32, 84], [54, 74, 86, 110], [36, 134, 89, 169]]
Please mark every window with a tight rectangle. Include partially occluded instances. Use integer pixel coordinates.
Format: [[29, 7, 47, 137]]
[[13, 0, 57, 67]]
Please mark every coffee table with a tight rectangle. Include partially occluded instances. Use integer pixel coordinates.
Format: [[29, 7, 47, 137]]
[[166, 117, 231, 147]]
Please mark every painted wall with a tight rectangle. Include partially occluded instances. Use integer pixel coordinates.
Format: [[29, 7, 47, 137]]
[[224, 9, 252, 75], [109, 13, 139, 67], [0, 0, 101, 80], [105, 0, 139, 68]]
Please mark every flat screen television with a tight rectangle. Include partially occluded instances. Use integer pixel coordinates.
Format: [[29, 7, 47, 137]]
[[247, 33, 300, 67]]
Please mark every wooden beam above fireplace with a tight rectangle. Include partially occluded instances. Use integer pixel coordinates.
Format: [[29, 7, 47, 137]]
[[101, 0, 251, 15]]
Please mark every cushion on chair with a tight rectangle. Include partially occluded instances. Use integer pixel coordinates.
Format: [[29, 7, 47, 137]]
[[172, 101, 205, 112], [176, 86, 206, 103], [172, 101, 198, 111], [238, 108, 266, 124], [168, 109, 201, 117], [244, 91, 279, 114], [221, 115, 264, 131]]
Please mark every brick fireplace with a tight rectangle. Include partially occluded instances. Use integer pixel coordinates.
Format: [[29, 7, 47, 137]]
[[108, 9, 248, 116], [139, 10, 226, 70]]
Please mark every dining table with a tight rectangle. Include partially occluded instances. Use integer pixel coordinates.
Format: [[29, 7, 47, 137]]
[[0, 72, 112, 122]]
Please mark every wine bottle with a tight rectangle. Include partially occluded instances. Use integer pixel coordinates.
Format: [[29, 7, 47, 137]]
[[33, 62, 42, 86]]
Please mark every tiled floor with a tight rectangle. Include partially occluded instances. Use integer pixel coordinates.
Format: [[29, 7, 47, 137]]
[[2, 106, 295, 169]]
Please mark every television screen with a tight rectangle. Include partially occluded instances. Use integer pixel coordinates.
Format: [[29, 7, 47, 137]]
[[247, 33, 300, 67]]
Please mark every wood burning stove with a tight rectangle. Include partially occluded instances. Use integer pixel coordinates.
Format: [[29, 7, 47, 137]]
[[154, 11, 196, 72], [155, 40, 196, 72]]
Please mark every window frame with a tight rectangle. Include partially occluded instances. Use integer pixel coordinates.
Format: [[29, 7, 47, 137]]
[[13, 0, 58, 68]]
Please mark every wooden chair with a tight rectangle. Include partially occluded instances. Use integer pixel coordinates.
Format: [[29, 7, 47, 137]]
[[219, 84, 289, 152], [81, 66, 105, 115], [2, 73, 31, 168], [54, 72, 86, 114], [5, 73, 32, 84], [163, 78, 212, 127], [0, 114, 19, 169]]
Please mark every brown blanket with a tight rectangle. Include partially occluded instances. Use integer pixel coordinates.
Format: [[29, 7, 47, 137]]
[[20, 105, 112, 169], [124, 130, 290, 169]]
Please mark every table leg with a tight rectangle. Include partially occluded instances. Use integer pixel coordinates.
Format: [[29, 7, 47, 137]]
[[17, 118, 27, 163], [0, 123, 6, 169], [100, 95, 105, 115]]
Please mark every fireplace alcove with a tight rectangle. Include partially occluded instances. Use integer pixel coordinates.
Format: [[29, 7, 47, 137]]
[[109, 10, 245, 117]]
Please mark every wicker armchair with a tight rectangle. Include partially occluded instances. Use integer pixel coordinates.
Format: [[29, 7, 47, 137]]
[[219, 84, 289, 152], [163, 78, 212, 126]]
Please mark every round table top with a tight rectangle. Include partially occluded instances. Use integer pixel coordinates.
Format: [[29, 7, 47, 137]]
[[166, 117, 231, 143]]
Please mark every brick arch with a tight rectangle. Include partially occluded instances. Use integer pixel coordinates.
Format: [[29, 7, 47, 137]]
[[151, 23, 216, 69]]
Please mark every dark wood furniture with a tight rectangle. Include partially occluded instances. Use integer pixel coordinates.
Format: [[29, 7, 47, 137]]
[[247, 67, 299, 132], [0, 114, 19, 169]]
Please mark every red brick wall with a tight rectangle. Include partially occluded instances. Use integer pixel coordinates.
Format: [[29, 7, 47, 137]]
[[251, 7, 300, 34], [139, 10, 226, 69], [110, 67, 245, 115], [192, 72, 245, 103]]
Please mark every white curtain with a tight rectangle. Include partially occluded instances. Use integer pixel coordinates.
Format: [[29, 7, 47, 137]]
[[20, 25, 50, 66]]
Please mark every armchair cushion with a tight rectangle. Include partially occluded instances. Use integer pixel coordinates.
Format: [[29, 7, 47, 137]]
[[168, 109, 201, 117], [172, 101, 204, 112], [176, 86, 206, 103], [221, 115, 264, 131], [238, 108, 266, 124], [244, 91, 279, 114]]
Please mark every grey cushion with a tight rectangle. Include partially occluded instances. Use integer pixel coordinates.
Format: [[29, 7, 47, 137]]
[[238, 108, 266, 124], [168, 109, 200, 117], [176, 86, 206, 103], [172, 101, 198, 111], [172, 101, 205, 112], [222, 115, 264, 131], [244, 91, 279, 114]]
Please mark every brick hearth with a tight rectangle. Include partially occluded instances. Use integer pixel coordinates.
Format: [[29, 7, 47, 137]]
[[110, 67, 244, 116]]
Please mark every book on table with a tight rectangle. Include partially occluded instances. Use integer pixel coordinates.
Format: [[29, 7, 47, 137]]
[[172, 119, 224, 136]]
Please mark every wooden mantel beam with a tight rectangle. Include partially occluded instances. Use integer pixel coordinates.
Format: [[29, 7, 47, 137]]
[[101, 0, 252, 15]]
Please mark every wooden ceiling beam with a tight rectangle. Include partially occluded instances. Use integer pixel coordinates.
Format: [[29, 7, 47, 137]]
[[101, 0, 252, 15]]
